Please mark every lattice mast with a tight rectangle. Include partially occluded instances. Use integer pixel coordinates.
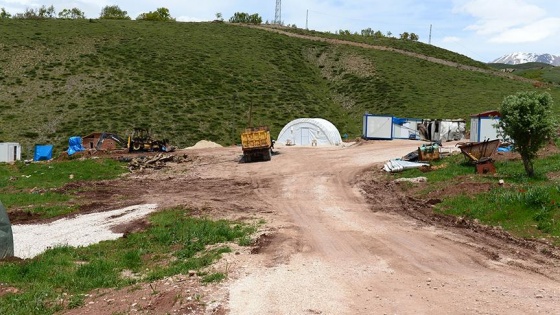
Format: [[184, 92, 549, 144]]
[[274, 0, 282, 25]]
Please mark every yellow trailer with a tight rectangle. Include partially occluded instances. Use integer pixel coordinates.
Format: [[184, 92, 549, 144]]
[[241, 126, 272, 162]]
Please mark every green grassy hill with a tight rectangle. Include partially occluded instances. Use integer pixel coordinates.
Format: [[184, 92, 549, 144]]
[[488, 62, 560, 85], [1, 19, 559, 157]]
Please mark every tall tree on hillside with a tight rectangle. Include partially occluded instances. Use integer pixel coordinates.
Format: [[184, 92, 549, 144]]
[[99, 5, 130, 20], [374, 30, 384, 38], [18, 8, 39, 19], [38, 5, 56, 18], [229, 12, 262, 24], [399, 32, 410, 40], [1, 7, 11, 19], [361, 27, 374, 37], [137, 7, 175, 21], [410, 33, 419, 41], [58, 8, 85, 19], [498, 91, 557, 177]]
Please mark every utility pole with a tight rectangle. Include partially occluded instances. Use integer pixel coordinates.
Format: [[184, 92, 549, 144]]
[[429, 24, 432, 45], [306, 9, 308, 29], [274, 0, 282, 25]]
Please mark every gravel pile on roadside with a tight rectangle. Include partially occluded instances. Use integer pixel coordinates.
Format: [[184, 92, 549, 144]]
[[184, 140, 223, 150], [11, 204, 158, 259]]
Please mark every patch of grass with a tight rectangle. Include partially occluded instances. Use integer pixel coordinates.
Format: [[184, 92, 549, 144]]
[[201, 272, 226, 283], [0, 207, 256, 315], [0, 159, 127, 218], [393, 152, 560, 244]]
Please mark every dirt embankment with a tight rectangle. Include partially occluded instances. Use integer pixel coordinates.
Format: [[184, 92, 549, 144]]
[[248, 24, 540, 84]]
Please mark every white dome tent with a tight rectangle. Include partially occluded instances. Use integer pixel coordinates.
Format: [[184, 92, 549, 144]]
[[276, 118, 342, 146]]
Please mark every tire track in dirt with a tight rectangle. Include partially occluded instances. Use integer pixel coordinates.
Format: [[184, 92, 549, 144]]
[[226, 142, 560, 314]]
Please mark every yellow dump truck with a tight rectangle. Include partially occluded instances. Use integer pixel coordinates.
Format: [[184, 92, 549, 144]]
[[241, 126, 272, 162]]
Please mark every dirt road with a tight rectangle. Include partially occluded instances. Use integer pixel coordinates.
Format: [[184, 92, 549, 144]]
[[42, 140, 560, 314], [189, 141, 559, 314]]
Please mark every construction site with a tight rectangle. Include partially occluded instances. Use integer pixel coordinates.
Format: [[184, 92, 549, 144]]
[[1, 135, 560, 314]]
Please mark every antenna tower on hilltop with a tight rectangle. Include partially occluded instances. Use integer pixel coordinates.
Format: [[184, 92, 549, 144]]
[[274, 0, 282, 25]]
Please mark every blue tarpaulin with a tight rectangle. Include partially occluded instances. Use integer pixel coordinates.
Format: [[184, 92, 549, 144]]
[[392, 117, 407, 125], [67, 136, 85, 156], [33, 144, 53, 161]]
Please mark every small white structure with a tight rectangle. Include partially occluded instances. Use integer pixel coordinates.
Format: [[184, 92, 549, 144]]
[[0, 142, 21, 163], [392, 117, 422, 140], [277, 118, 342, 146], [419, 119, 466, 142], [363, 114, 393, 139], [470, 110, 502, 142]]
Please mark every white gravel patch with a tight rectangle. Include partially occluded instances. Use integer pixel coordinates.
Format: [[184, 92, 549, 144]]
[[12, 204, 158, 259]]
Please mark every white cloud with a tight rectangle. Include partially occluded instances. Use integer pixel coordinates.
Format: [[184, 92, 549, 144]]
[[455, 0, 546, 35], [489, 17, 560, 43]]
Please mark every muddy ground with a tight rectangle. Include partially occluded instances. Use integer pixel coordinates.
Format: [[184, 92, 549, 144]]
[[5, 140, 560, 314]]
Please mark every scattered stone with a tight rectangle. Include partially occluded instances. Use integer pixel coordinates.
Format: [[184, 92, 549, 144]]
[[394, 177, 428, 184]]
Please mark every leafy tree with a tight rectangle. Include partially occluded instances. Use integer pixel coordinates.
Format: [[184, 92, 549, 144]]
[[1, 7, 11, 19], [99, 5, 130, 20], [58, 8, 85, 19], [215, 12, 223, 22], [249, 13, 262, 24], [410, 33, 419, 41], [400, 32, 410, 40], [498, 91, 557, 177], [137, 7, 175, 21], [228, 12, 262, 24], [16, 8, 39, 19], [361, 27, 374, 37], [38, 5, 56, 18]]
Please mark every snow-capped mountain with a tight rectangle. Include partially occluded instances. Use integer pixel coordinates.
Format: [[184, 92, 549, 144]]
[[491, 53, 560, 66]]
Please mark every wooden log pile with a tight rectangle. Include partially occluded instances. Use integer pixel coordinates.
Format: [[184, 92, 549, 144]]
[[127, 153, 189, 172]]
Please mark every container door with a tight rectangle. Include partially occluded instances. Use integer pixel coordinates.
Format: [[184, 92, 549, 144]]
[[300, 128, 311, 145]]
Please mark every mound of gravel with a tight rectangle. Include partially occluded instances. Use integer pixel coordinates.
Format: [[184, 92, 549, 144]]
[[185, 140, 223, 149]]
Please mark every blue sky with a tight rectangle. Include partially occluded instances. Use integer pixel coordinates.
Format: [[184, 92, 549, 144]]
[[2, 0, 559, 62]]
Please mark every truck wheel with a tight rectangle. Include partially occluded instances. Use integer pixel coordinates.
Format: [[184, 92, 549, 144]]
[[263, 150, 271, 161]]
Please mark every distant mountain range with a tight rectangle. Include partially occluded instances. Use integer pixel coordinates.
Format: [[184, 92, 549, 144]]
[[491, 53, 560, 66]]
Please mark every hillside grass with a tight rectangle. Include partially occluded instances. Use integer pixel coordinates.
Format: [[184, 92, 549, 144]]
[[1, 19, 559, 158], [273, 26, 489, 68], [488, 62, 560, 85]]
